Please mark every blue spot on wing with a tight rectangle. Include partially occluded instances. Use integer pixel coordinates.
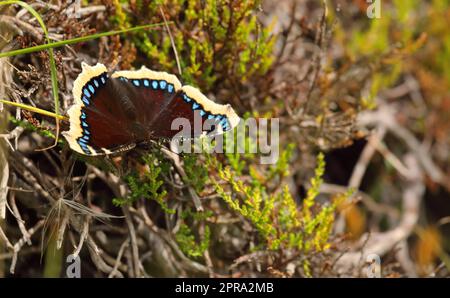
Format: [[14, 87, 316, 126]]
[[133, 80, 140, 87], [159, 80, 167, 89], [88, 84, 95, 94], [168, 84, 174, 93], [183, 94, 191, 102], [220, 119, 229, 130], [152, 81, 158, 89], [77, 138, 91, 154], [144, 79, 150, 87], [192, 103, 199, 110], [199, 110, 206, 117], [94, 80, 99, 88], [101, 76, 106, 84], [82, 97, 90, 105], [83, 88, 91, 98], [78, 139, 88, 147]]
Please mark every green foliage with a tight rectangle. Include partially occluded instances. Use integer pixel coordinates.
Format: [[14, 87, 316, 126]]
[[175, 223, 210, 258], [422, 0, 450, 84], [302, 152, 325, 223], [333, 0, 425, 109], [113, 153, 174, 214], [176, 208, 212, 259], [9, 116, 61, 143], [226, 151, 246, 176], [212, 143, 351, 254], [268, 143, 295, 180], [43, 229, 63, 277], [183, 154, 209, 193], [111, 0, 276, 91], [181, 208, 214, 221]]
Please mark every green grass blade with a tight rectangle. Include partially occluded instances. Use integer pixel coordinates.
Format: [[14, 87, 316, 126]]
[[0, 99, 68, 121], [0, 0, 61, 140], [0, 22, 170, 58]]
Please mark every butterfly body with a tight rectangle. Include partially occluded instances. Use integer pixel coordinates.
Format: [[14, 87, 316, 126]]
[[62, 63, 240, 156]]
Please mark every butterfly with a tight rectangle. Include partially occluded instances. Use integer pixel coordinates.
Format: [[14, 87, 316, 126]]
[[62, 63, 240, 156]]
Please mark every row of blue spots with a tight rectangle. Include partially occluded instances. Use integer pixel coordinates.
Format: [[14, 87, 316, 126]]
[[78, 108, 92, 154], [82, 96, 90, 105], [82, 73, 108, 106], [182, 94, 191, 103], [79, 114, 90, 134], [181, 92, 230, 131], [120, 77, 175, 94], [77, 137, 90, 154]]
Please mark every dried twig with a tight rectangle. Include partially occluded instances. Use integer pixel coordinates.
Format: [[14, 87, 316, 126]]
[[86, 235, 121, 277], [122, 206, 141, 277], [349, 127, 386, 189], [358, 105, 446, 185], [161, 147, 203, 211], [299, 0, 328, 116], [335, 154, 424, 275], [10, 219, 44, 274], [108, 238, 129, 278], [72, 215, 89, 259], [8, 179, 31, 244], [0, 224, 13, 250], [320, 183, 399, 219], [0, 146, 8, 219], [136, 206, 209, 275]]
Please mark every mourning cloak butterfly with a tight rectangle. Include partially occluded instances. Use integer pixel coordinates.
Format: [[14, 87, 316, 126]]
[[62, 63, 240, 156]]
